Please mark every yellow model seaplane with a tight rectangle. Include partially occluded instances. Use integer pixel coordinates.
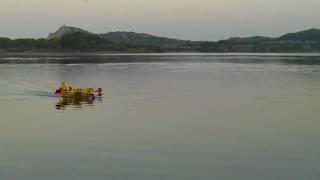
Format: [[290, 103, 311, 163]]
[[55, 82, 103, 100]]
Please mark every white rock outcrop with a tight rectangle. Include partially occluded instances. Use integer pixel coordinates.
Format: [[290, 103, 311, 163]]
[[47, 25, 90, 39]]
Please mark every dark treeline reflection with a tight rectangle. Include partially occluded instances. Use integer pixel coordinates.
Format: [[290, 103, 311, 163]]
[[1, 53, 320, 65]]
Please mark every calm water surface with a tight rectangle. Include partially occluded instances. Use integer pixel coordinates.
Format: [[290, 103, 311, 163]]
[[1, 53, 320, 180]]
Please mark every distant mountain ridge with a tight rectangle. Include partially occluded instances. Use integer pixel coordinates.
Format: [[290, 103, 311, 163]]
[[0, 25, 320, 52]]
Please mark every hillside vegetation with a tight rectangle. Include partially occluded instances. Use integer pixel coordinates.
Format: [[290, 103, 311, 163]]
[[1, 26, 320, 52]]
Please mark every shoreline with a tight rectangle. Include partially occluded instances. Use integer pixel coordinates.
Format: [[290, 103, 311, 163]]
[[1, 52, 320, 57]]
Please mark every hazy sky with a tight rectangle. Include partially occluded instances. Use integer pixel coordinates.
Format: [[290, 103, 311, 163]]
[[0, 0, 319, 40]]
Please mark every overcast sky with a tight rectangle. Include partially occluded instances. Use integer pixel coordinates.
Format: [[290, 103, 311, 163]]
[[0, 0, 319, 40]]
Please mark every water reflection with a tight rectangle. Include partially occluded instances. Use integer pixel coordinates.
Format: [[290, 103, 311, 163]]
[[1, 53, 320, 65], [55, 96, 102, 110]]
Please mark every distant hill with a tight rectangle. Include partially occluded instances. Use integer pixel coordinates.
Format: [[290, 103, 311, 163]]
[[48, 26, 191, 48], [279, 28, 320, 41], [58, 31, 113, 51], [102, 31, 193, 48], [1, 25, 320, 52], [48, 25, 91, 39], [45, 26, 171, 52], [47, 26, 120, 51], [197, 29, 320, 52]]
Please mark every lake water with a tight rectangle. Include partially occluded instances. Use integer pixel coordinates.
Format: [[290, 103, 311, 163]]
[[1, 53, 320, 180]]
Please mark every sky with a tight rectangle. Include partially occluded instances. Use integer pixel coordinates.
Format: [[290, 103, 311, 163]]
[[0, 0, 319, 41]]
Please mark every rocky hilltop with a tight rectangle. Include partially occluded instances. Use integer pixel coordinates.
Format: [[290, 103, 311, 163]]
[[48, 25, 91, 39]]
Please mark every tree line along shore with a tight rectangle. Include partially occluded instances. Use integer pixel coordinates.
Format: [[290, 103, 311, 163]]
[[1, 26, 320, 53]]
